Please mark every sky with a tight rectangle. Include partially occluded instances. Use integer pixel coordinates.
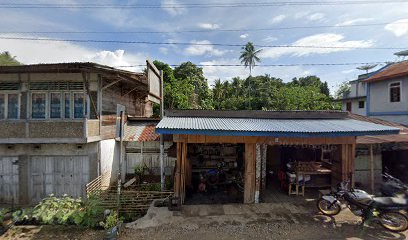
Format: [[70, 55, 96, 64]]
[[1, 0, 408, 94]]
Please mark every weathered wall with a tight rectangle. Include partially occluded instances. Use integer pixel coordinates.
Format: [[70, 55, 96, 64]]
[[0, 122, 26, 138], [29, 121, 84, 138], [369, 77, 408, 113], [99, 139, 120, 185], [125, 141, 175, 175], [354, 145, 382, 193], [342, 99, 366, 116], [370, 115, 408, 126], [0, 143, 98, 205]]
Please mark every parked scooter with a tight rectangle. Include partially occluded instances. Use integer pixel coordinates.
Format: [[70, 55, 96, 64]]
[[317, 181, 408, 232]]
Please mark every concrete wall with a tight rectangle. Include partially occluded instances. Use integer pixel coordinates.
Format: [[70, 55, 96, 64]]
[[99, 139, 120, 185], [0, 143, 98, 205], [371, 115, 408, 126], [342, 99, 366, 116], [354, 145, 382, 193], [369, 77, 408, 113], [349, 80, 367, 98]]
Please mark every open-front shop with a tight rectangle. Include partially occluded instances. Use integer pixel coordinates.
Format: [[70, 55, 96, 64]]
[[156, 110, 399, 204]]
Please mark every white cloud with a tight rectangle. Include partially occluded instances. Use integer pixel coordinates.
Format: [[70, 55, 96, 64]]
[[263, 36, 278, 43], [336, 18, 374, 26], [260, 33, 374, 59], [198, 23, 220, 30], [240, 34, 249, 39], [308, 13, 325, 21], [0, 35, 145, 72], [184, 40, 226, 56], [269, 15, 286, 24], [385, 19, 408, 37], [161, 0, 187, 16]]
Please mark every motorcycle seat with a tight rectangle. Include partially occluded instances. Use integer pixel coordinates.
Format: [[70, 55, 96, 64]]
[[372, 197, 408, 209]]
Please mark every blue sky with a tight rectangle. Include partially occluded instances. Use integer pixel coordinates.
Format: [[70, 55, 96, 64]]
[[1, 0, 408, 94]]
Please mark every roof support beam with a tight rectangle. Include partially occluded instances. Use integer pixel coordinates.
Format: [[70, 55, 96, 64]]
[[101, 78, 121, 90]]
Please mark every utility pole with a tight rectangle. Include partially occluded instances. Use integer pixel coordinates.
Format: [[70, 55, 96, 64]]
[[160, 70, 165, 191]]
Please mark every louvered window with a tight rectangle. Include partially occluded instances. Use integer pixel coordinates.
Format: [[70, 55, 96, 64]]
[[29, 82, 84, 91], [0, 82, 20, 91]]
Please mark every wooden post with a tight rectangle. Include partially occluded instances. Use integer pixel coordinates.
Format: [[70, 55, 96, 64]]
[[174, 142, 181, 198], [370, 144, 375, 194], [181, 142, 187, 204], [244, 143, 256, 203]]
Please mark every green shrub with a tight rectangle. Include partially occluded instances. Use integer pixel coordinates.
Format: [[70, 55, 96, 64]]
[[12, 208, 33, 223], [72, 194, 105, 228], [0, 208, 9, 223], [100, 211, 121, 230], [32, 194, 81, 225]]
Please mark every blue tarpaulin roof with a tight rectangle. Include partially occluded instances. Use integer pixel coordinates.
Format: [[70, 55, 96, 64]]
[[156, 116, 400, 138]]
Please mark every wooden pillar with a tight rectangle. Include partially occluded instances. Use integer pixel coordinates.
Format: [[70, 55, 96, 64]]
[[370, 144, 375, 194], [340, 143, 356, 186], [174, 142, 181, 198], [181, 142, 187, 204], [255, 144, 261, 203], [244, 143, 256, 204]]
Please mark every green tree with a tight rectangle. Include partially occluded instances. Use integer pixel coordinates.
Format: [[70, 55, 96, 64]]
[[335, 81, 351, 99], [239, 42, 262, 75], [0, 51, 21, 66]]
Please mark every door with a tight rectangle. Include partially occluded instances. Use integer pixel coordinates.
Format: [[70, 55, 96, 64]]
[[0, 157, 19, 204], [346, 102, 352, 112], [30, 156, 90, 203]]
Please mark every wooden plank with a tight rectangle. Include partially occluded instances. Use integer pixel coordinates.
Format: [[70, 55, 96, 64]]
[[244, 143, 256, 203], [181, 142, 187, 204], [174, 142, 181, 198], [370, 144, 375, 194]]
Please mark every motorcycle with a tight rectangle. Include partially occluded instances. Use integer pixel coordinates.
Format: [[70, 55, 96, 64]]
[[317, 181, 408, 232], [380, 172, 408, 197], [199, 161, 244, 193]]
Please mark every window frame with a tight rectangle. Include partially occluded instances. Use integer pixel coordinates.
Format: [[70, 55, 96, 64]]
[[73, 92, 86, 119], [49, 92, 62, 119], [358, 100, 365, 109], [31, 92, 48, 119], [0, 91, 21, 120], [389, 81, 401, 103]]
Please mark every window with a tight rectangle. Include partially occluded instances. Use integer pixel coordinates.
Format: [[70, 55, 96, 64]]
[[32, 93, 46, 119], [0, 93, 20, 119], [390, 82, 401, 102], [0, 94, 5, 119], [64, 93, 71, 118], [73, 93, 85, 118], [7, 94, 19, 119], [50, 93, 61, 118], [358, 101, 365, 109]]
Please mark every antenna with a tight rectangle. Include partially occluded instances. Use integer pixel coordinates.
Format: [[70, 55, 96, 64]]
[[356, 64, 378, 73]]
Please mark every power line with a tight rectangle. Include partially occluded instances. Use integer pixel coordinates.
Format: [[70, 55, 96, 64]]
[[0, 1, 406, 8], [0, 36, 405, 50], [2, 21, 408, 35], [114, 62, 389, 67]]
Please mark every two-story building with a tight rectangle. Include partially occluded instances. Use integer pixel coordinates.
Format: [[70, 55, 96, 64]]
[[364, 61, 408, 126], [340, 73, 369, 116], [0, 62, 160, 205]]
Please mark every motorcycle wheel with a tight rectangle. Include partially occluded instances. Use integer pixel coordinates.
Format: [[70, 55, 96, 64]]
[[317, 198, 341, 216], [379, 212, 408, 232]]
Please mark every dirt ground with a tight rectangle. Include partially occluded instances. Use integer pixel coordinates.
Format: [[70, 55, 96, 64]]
[[0, 225, 105, 240]]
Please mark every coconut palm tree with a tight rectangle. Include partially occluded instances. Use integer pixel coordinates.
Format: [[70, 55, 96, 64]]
[[239, 42, 261, 109], [239, 42, 261, 76]]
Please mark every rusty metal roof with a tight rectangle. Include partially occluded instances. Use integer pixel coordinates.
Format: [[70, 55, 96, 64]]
[[348, 113, 408, 144], [365, 61, 408, 82], [124, 121, 160, 142]]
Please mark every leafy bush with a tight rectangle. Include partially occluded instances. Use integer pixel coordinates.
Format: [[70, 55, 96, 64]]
[[0, 208, 9, 223], [32, 194, 82, 225], [100, 211, 120, 230], [72, 194, 105, 228], [12, 208, 34, 224]]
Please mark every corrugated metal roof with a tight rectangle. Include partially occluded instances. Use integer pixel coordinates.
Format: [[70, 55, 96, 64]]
[[124, 121, 160, 142], [156, 117, 399, 137]]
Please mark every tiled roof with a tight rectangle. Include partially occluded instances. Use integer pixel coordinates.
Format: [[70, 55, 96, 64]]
[[156, 116, 399, 138], [365, 61, 408, 82]]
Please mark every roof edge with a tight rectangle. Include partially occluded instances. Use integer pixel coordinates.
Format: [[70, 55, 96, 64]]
[[164, 109, 348, 119]]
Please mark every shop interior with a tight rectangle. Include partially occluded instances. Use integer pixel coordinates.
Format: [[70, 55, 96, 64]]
[[266, 145, 334, 196], [184, 143, 245, 204]]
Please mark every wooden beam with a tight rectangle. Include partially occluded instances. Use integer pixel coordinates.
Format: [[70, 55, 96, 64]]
[[174, 142, 181, 198], [244, 143, 256, 203], [101, 78, 121, 90], [181, 142, 187, 204], [370, 144, 375, 194]]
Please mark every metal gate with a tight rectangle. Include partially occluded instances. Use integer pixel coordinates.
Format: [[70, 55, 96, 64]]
[[29, 156, 90, 203], [0, 157, 19, 204]]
